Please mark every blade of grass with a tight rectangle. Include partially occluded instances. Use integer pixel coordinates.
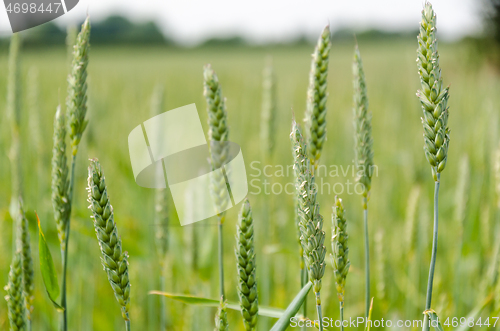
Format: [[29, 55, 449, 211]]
[[149, 291, 284, 318], [270, 282, 313, 331], [37, 214, 64, 311]]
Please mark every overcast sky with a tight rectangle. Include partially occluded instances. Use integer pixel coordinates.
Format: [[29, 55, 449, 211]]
[[0, 0, 486, 44]]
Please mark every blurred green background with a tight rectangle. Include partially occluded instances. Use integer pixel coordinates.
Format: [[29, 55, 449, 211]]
[[1, 5, 500, 330]]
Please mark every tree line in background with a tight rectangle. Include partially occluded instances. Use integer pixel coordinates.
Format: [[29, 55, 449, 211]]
[[0, 1, 499, 51]]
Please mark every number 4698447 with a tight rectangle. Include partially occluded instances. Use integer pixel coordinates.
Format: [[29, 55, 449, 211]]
[[443, 317, 498, 328], [6, 2, 62, 14]]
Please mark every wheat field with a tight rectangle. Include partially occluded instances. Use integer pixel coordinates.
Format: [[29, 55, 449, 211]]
[[0, 37, 499, 330]]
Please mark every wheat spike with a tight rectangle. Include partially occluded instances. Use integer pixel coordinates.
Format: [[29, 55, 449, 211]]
[[51, 106, 71, 251], [4, 251, 27, 331], [16, 201, 34, 320], [87, 159, 131, 325], [417, 2, 450, 181], [235, 199, 258, 330], [67, 17, 91, 156], [353, 44, 374, 199], [304, 25, 331, 167], [291, 119, 326, 330], [331, 196, 350, 303], [203, 64, 230, 215], [214, 297, 229, 331]]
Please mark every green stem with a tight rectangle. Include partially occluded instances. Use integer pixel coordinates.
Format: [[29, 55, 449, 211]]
[[301, 268, 308, 331], [218, 215, 225, 299], [61, 155, 77, 331], [423, 175, 440, 331], [340, 301, 344, 331], [363, 197, 370, 318], [160, 271, 166, 330], [315, 292, 323, 331], [125, 319, 131, 331]]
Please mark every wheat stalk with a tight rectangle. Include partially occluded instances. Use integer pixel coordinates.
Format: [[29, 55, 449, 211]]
[[204, 64, 229, 299], [17, 201, 34, 324], [7, 33, 22, 226], [150, 84, 169, 263], [374, 230, 386, 304], [260, 57, 277, 161], [4, 251, 27, 331], [290, 120, 326, 331], [235, 199, 258, 330], [352, 43, 374, 317], [150, 84, 169, 331], [87, 159, 131, 330], [214, 297, 229, 331], [331, 197, 350, 331], [304, 25, 331, 169], [417, 3, 450, 330]]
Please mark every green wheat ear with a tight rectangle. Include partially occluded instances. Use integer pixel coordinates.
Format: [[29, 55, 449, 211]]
[[214, 297, 229, 331], [305, 24, 331, 168], [17, 201, 34, 320], [235, 199, 258, 330], [331, 196, 350, 303], [203, 64, 230, 215], [87, 159, 131, 327], [67, 17, 91, 156], [291, 119, 326, 330], [51, 106, 71, 252], [417, 2, 450, 181], [353, 44, 374, 200], [4, 251, 27, 331]]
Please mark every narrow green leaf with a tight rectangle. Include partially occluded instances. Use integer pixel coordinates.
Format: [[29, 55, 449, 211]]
[[364, 298, 374, 331], [455, 295, 493, 331], [425, 310, 444, 331], [149, 291, 284, 318], [37, 214, 64, 311], [270, 281, 313, 331]]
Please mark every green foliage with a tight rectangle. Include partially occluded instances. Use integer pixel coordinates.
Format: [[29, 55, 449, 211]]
[[270, 282, 312, 331], [37, 216, 63, 311]]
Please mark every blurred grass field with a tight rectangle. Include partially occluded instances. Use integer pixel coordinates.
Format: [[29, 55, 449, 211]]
[[0, 39, 499, 330]]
